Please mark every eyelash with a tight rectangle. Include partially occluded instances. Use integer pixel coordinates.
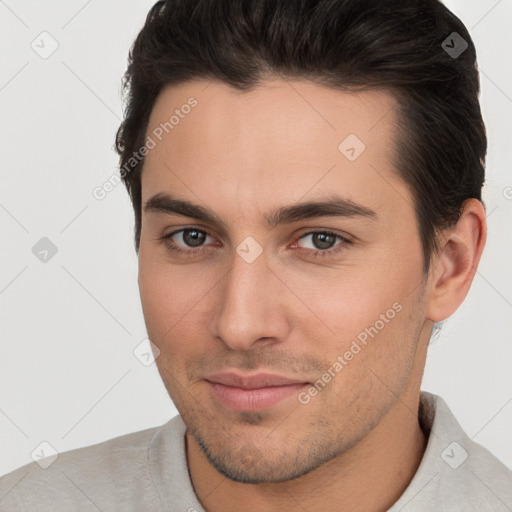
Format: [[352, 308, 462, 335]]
[[157, 227, 351, 258]]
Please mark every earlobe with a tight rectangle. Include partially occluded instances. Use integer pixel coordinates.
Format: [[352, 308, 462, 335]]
[[426, 199, 487, 322]]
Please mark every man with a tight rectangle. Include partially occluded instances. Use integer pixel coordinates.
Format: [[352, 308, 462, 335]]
[[1, 0, 511, 510]]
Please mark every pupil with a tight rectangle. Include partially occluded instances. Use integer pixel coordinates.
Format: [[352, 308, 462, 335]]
[[313, 233, 335, 250], [184, 229, 205, 247]]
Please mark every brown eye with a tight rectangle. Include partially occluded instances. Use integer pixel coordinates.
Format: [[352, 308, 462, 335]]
[[179, 229, 207, 247], [297, 231, 343, 251], [159, 227, 214, 255], [293, 230, 352, 258]]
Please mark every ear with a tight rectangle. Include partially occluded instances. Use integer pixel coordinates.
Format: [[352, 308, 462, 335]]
[[426, 198, 487, 322]]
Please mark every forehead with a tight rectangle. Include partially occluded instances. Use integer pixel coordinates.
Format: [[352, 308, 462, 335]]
[[141, 79, 409, 221]]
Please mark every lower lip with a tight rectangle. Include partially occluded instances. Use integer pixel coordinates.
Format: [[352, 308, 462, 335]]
[[206, 381, 308, 412]]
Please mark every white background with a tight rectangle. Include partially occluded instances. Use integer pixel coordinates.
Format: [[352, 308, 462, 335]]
[[0, 0, 511, 477]]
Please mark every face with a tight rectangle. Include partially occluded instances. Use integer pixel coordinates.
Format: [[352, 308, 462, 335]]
[[138, 79, 430, 483]]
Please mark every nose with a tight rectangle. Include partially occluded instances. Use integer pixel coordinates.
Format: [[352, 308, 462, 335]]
[[212, 247, 291, 351]]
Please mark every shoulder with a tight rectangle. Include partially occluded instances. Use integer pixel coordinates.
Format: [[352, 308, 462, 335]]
[[391, 392, 512, 511], [456, 425, 512, 508], [0, 418, 181, 512]]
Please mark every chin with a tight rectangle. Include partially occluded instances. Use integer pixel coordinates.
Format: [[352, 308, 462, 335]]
[[189, 423, 344, 484]]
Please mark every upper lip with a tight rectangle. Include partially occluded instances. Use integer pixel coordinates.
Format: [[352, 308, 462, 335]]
[[205, 372, 308, 389]]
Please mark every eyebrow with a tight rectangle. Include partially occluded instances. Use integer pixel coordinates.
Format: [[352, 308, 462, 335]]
[[143, 192, 378, 228]]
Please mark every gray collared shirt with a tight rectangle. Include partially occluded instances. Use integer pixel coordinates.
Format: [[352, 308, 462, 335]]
[[1, 391, 511, 511]]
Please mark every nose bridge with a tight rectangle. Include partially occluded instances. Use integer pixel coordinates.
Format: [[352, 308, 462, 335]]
[[213, 246, 288, 350]]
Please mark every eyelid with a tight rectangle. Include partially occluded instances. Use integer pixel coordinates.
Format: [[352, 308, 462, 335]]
[[295, 227, 353, 243]]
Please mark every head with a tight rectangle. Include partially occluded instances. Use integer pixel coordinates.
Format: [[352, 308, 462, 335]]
[[115, 0, 487, 483]]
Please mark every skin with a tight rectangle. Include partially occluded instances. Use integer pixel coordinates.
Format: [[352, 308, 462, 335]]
[[137, 78, 486, 511]]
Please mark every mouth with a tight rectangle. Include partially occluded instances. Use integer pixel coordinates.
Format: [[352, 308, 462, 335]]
[[204, 372, 310, 412]]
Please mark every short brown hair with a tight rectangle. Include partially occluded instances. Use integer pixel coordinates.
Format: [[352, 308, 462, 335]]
[[115, 0, 486, 274]]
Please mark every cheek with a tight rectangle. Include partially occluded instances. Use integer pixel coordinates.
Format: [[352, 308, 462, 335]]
[[137, 252, 215, 363], [138, 248, 197, 325], [291, 258, 421, 376], [138, 250, 181, 344], [286, 271, 398, 347]]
